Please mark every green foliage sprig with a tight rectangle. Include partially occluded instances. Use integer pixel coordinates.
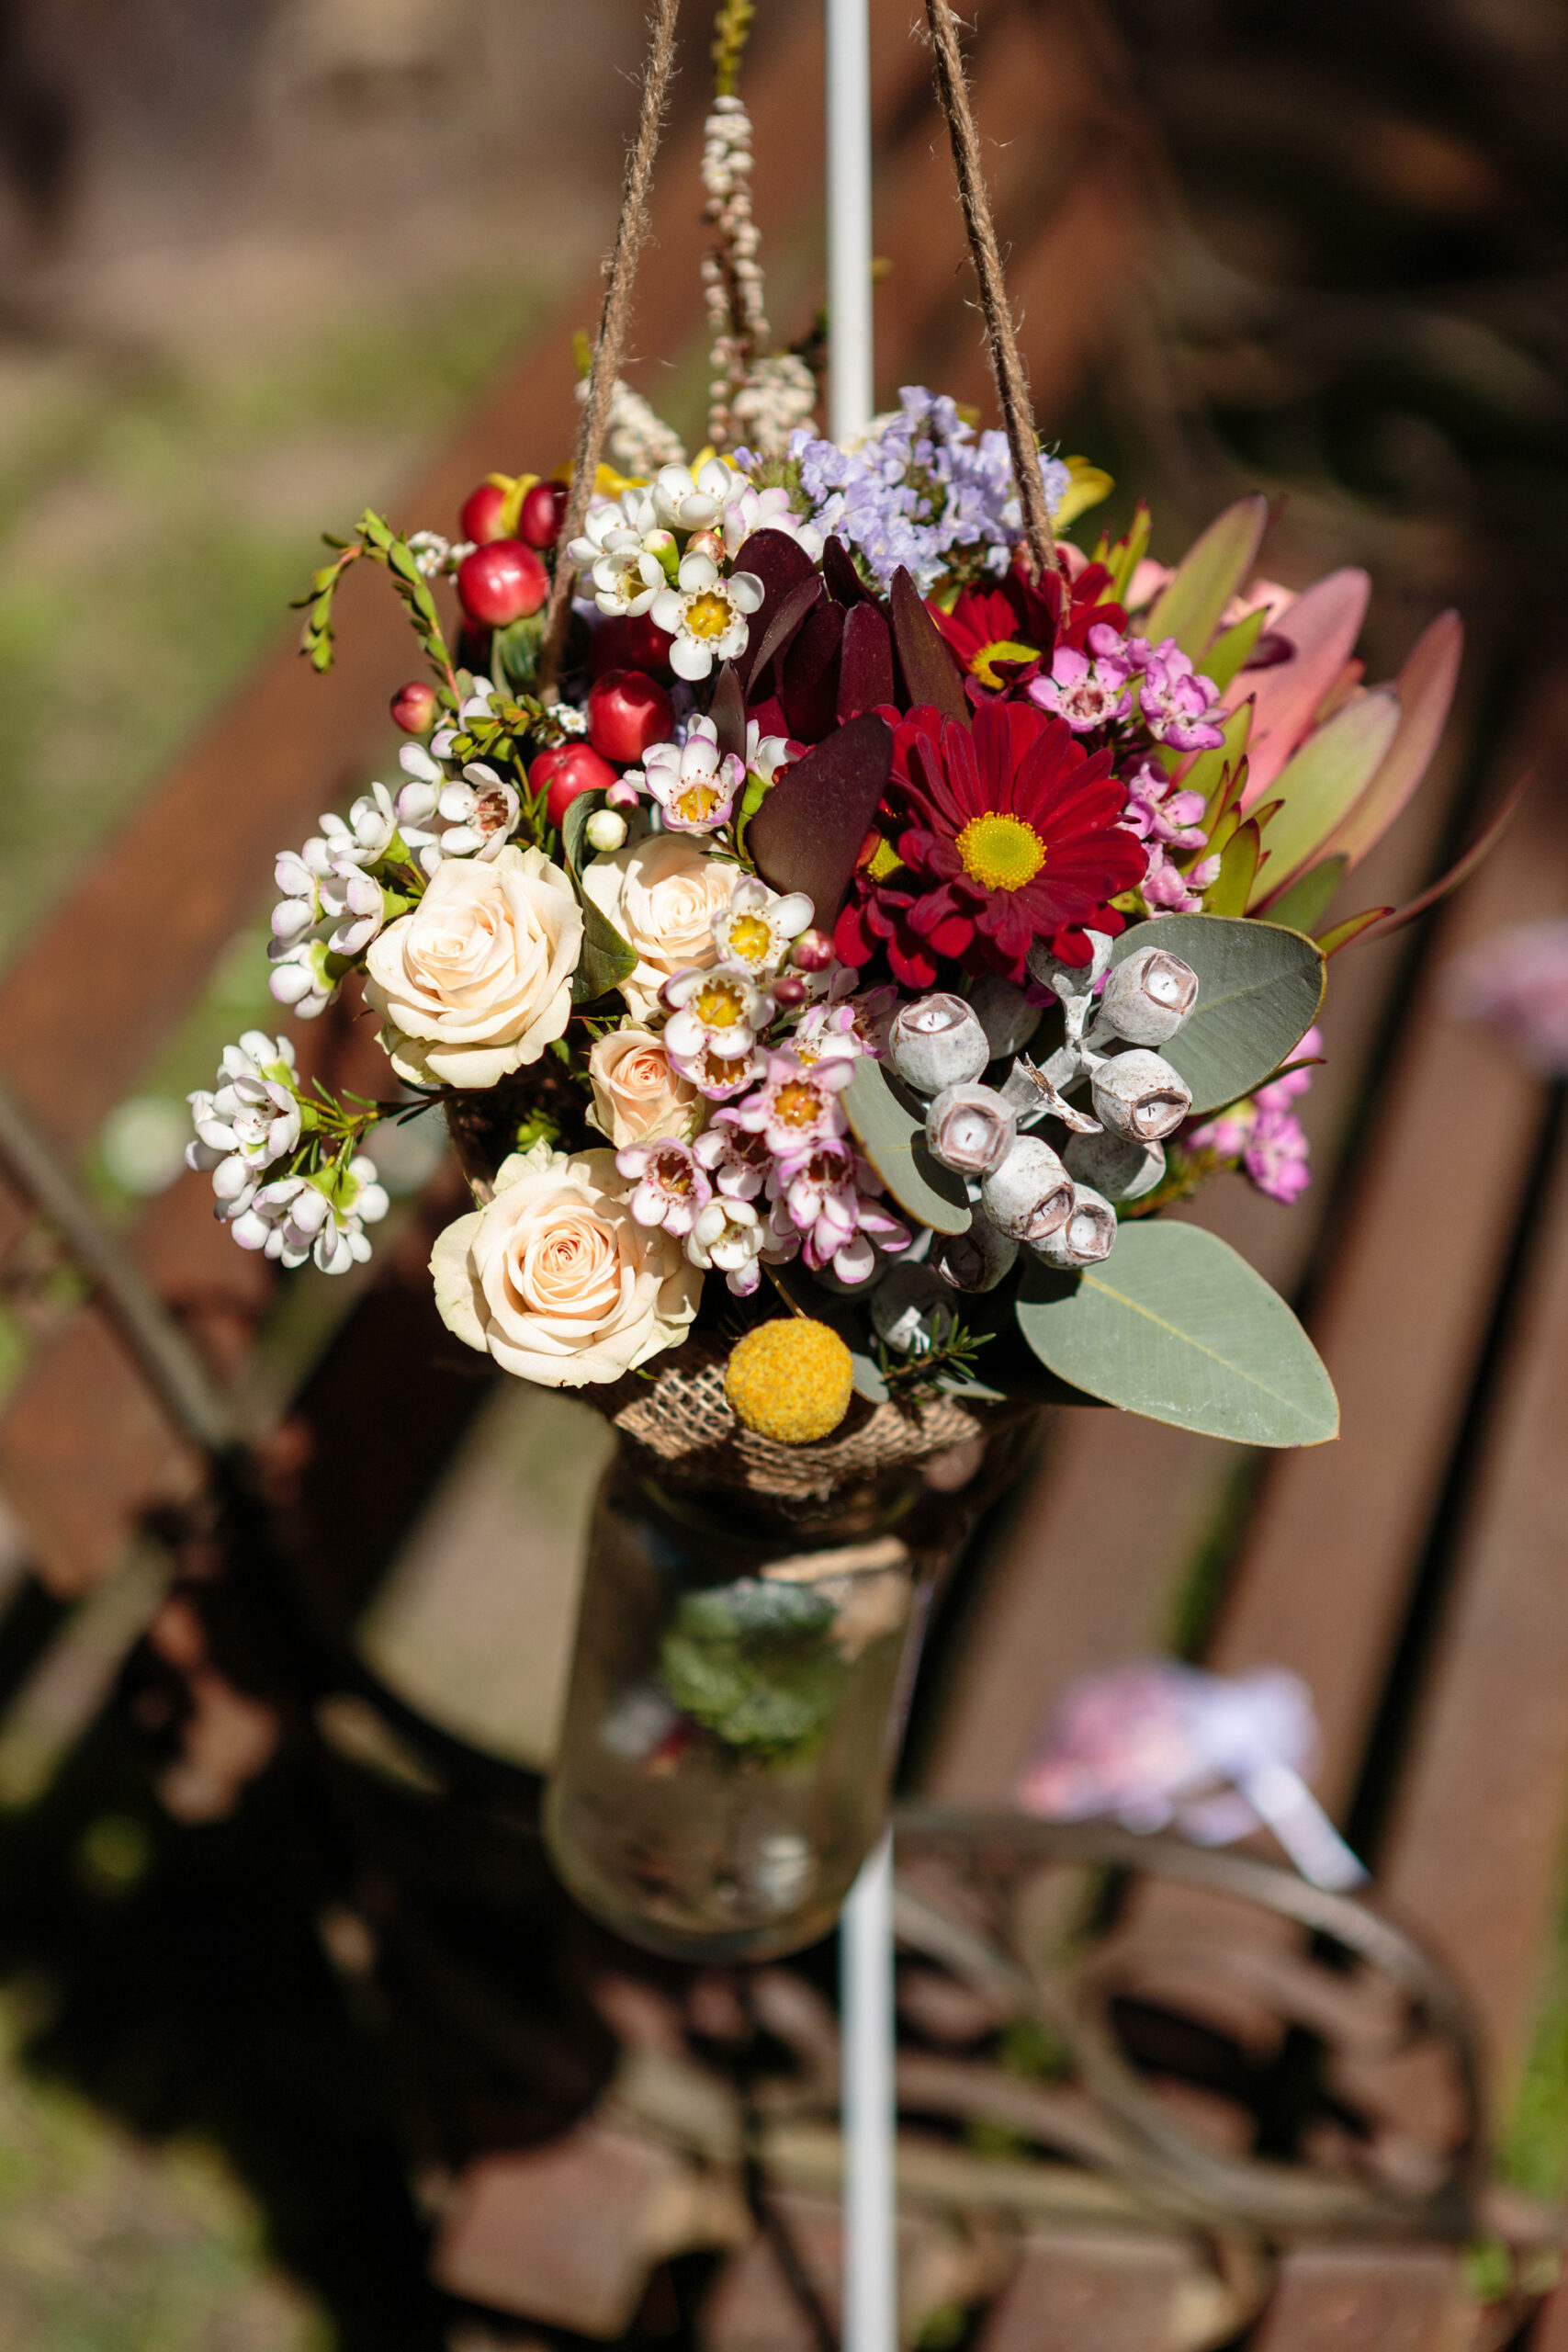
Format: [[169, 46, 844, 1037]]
[[293, 509, 458, 693]]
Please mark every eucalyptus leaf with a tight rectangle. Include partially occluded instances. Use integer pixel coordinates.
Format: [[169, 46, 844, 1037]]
[[842, 1059, 972, 1235], [1015, 1222, 1337, 1447], [1108, 914, 1324, 1116]]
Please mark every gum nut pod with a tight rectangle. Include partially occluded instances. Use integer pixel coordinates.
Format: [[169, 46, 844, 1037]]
[[925, 1083, 1017, 1177], [871, 1263, 960, 1354], [979, 1136, 1075, 1244], [1027, 928, 1113, 1000], [1064, 1127, 1166, 1202], [887, 993, 989, 1094], [1090, 1049, 1192, 1143], [1033, 1183, 1118, 1269], [933, 1212, 1018, 1293], [966, 971, 1042, 1060], [1099, 946, 1200, 1046]]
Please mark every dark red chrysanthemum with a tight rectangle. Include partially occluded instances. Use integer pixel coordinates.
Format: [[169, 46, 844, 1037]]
[[929, 557, 1129, 693], [834, 701, 1145, 987]]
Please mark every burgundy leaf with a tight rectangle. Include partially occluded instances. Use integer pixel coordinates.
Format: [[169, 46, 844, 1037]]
[[823, 536, 877, 609], [744, 575, 823, 704], [709, 662, 747, 763], [889, 567, 968, 725], [782, 600, 846, 741], [748, 713, 893, 927], [735, 528, 820, 692], [837, 602, 895, 722]]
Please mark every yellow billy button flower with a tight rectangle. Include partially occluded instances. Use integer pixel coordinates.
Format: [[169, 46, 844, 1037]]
[[725, 1318, 855, 1445]]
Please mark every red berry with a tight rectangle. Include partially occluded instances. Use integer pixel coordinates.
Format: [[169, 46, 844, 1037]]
[[588, 668, 674, 764], [389, 680, 437, 734], [519, 481, 569, 548], [457, 539, 549, 628], [531, 742, 619, 831], [772, 975, 807, 1008], [621, 611, 677, 673], [459, 482, 510, 544], [588, 616, 631, 678]]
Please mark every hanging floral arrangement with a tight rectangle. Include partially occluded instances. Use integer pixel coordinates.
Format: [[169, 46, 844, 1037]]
[[181, 0, 1505, 1955]]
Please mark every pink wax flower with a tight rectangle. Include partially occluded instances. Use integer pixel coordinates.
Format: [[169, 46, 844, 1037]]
[[1027, 625, 1133, 734], [767, 1137, 910, 1285], [1130, 635, 1228, 753], [724, 1048, 854, 1159], [1446, 919, 1568, 1076]]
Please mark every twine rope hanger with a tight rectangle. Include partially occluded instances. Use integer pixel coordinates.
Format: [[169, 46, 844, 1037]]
[[538, 0, 1059, 696]]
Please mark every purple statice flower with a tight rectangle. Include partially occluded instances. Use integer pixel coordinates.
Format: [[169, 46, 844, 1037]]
[[765, 1137, 911, 1286], [723, 1048, 854, 1159], [1118, 756, 1216, 915], [783, 386, 1071, 596], [1130, 635, 1228, 753], [1446, 919, 1568, 1075], [1028, 622, 1133, 733], [615, 1139, 711, 1238]]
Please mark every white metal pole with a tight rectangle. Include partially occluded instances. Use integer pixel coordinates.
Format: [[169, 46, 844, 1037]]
[[828, 7, 894, 2343], [841, 1830, 896, 2352], [826, 0, 874, 443]]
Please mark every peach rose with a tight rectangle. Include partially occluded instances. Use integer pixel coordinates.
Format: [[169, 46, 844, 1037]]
[[588, 1024, 701, 1148], [580, 835, 734, 1020], [431, 1144, 700, 1387], [365, 844, 581, 1089]]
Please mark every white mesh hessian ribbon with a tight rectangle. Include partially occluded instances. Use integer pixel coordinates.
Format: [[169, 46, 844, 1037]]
[[1014, 1660, 1369, 1892]]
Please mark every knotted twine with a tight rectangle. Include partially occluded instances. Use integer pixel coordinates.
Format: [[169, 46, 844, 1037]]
[[922, 0, 1060, 582], [537, 0, 684, 697]]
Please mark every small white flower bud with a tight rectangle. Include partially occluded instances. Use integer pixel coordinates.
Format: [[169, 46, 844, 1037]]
[[1099, 947, 1200, 1046], [1027, 928, 1112, 1000], [1063, 1128, 1166, 1202], [870, 1264, 961, 1355], [1032, 1183, 1118, 1269], [933, 1212, 1018, 1294], [965, 973, 1041, 1060], [585, 808, 628, 853], [887, 993, 989, 1094], [1090, 1050, 1192, 1143], [925, 1084, 1016, 1177], [979, 1136, 1074, 1244]]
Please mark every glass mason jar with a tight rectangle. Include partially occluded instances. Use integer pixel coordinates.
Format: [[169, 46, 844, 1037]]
[[544, 1430, 1025, 1963]]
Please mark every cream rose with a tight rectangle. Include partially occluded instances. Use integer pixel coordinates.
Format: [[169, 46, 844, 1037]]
[[580, 835, 734, 1020], [364, 844, 581, 1089], [588, 1025, 701, 1148], [431, 1144, 700, 1387]]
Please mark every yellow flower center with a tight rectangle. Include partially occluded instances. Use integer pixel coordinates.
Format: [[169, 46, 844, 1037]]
[[955, 812, 1045, 892], [684, 590, 732, 640], [864, 834, 904, 882], [694, 978, 746, 1027], [969, 637, 1039, 689], [672, 781, 722, 822], [774, 1080, 823, 1126], [727, 911, 773, 964]]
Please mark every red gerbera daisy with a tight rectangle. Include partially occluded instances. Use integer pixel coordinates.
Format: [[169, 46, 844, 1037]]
[[835, 702, 1145, 987], [930, 557, 1129, 692]]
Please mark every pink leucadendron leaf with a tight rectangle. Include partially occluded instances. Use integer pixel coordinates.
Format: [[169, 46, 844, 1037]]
[[1314, 609, 1463, 872], [1238, 568, 1371, 805]]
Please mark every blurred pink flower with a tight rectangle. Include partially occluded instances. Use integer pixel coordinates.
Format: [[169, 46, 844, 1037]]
[[1446, 919, 1568, 1075]]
